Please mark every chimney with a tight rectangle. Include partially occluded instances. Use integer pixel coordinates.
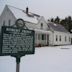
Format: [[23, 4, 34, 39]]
[[26, 7, 28, 14]]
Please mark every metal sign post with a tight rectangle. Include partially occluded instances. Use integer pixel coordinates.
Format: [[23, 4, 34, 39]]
[[16, 63, 20, 72], [11, 55, 21, 72], [16, 57, 20, 72], [0, 19, 35, 72]]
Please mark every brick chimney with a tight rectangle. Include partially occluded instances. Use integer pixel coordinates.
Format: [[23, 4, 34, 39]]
[[26, 7, 28, 14]]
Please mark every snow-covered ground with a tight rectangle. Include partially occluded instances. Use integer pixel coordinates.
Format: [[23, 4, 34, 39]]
[[0, 45, 72, 72]]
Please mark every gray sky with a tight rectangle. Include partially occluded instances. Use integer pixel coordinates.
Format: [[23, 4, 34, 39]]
[[0, 0, 72, 19]]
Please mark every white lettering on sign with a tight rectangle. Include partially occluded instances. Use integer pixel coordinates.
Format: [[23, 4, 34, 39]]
[[2, 28, 34, 54]]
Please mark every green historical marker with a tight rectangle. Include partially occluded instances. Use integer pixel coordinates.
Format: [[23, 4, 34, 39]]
[[0, 26, 35, 56], [0, 19, 35, 72]]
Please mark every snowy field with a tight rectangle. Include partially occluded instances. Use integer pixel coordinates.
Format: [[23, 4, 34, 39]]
[[0, 45, 72, 72]]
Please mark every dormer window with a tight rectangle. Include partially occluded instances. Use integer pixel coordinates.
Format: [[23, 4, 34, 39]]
[[41, 23, 43, 29]]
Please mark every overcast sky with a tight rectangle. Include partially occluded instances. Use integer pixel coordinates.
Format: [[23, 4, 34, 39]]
[[0, 0, 72, 19]]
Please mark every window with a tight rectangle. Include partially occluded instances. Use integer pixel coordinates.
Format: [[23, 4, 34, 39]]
[[38, 34, 40, 40], [35, 34, 37, 40], [47, 35, 49, 40], [56, 35, 58, 41], [42, 34, 44, 40], [69, 37, 70, 42], [44, 34, 46, 40], [59, 35, 61, 41], [65, 36, 66, 42], [42, 34, 46, 40], [3, 20, 5, 26], [8, 19, 11, 26], [41, 23, 43, 29]]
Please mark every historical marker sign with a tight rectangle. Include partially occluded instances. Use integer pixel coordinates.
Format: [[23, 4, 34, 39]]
[[0, 26, 35, 56]]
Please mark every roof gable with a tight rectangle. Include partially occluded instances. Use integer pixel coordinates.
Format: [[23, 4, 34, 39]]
[[7, 5, 40, 23]]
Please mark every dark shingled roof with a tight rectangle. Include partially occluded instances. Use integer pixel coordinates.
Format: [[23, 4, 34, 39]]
[[47, 22, 69, 33]]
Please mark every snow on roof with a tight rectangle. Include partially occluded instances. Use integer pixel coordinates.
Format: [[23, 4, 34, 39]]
[[7, 5, 40, 23], [47, 22, 69, 33], [34, 29, 51, 34]]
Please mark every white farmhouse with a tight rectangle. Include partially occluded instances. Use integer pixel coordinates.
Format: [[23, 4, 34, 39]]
[[47, 22, 71, 45], [0, 5, 71, 46]]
